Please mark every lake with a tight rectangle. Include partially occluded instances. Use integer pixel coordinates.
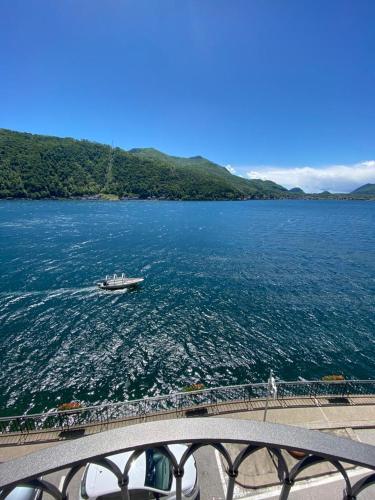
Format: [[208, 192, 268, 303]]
[[0, 200, 374, 415]]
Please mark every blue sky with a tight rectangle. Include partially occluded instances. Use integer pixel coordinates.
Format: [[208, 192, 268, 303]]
[[1, 0, 374, 192]]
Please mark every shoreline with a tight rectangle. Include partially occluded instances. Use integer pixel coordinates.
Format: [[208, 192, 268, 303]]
[[0, 195, 374, 202]]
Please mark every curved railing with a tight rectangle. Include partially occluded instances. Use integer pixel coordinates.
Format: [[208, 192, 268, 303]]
[[1, 379, 375, 435], [0, 418, 375, 499]]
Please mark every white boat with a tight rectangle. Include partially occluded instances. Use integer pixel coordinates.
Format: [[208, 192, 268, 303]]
[[97, 273, 144, 290]]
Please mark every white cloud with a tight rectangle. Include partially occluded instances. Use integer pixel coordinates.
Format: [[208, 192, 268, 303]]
[[246, 161, 375, 193], [225, 164, 236, 174]]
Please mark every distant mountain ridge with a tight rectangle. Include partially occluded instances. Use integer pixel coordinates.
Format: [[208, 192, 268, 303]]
[[1, 129, 374, 201], [351, 183, 375, 195], [0, 129, 289, 200]]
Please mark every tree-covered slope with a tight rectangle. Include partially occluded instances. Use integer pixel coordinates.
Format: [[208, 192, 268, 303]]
[[0, 129, 289, 200], [129, 147, 288, 198], [351, 183, 375, 195], [289, 187, 305, 194]]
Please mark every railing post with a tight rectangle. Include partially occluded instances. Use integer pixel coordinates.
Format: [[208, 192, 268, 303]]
[[176, 393, 180, 414], [226, 468, 238, 500], [119, 478, 130, 500], [105, 405, 109, 425], [342, 381, 347, 398], [58, 412, 64, 431], [313, 381, 318, 398], [280, 478, 294, 499], [173, 467, 184, 500]]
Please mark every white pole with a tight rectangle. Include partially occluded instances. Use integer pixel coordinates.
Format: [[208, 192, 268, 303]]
[[263, 369, 277, 422]]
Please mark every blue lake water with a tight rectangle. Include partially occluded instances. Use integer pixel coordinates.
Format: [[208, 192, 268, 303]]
[[0, 200, 374, 415]]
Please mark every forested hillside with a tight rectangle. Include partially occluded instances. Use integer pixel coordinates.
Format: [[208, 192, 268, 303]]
[[0, 129, 289, 200], [351, 183, 375, 195]]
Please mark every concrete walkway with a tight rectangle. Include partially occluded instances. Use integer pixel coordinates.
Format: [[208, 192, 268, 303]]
[[1, 394, 374, 448], [1, 397, 375, 496], [218, 403, 375, 491], [223, 399, 375, 430]]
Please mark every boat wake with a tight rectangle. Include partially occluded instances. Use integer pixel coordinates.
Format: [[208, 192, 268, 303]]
[[0, 286, 99, 301]]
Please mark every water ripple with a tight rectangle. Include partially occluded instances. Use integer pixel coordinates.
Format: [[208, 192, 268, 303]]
[[0, 200, 374, 415]]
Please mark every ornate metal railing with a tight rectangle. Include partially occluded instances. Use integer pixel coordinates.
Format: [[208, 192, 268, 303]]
[[0, 418, 375, 500], [1, 379, 375, 435]]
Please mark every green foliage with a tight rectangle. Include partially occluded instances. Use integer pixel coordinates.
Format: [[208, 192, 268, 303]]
[[57, 402, 82, 411], [321, 374, 345, 381], [289, 187, 305, 194], [182, 383, 205, 392], [100, 193, 119, 201], [0, 129, 291, 200], [1, 129, 374, 201], [351, 183, 375, 195]]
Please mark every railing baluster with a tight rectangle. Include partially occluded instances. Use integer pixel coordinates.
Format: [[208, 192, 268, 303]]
[[225, 470, 237, 500], [0, 418, 375, 499]]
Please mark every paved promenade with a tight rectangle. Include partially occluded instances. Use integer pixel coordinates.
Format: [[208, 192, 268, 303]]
[[1, 394, 374, 449], [1, 396, 375, 498], [218, 400, 375, 491]]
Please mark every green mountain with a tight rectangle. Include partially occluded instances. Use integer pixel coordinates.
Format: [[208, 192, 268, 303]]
[[351, 183, 375, 195], [0, 129, 289, 200], [289, 187, 305, 194]]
